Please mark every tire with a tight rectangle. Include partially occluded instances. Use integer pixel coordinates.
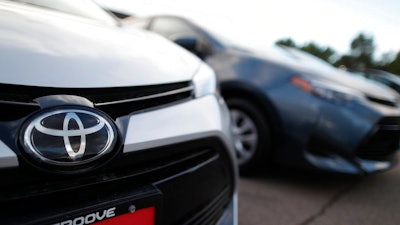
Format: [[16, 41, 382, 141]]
[[226, 97, 271, 174]]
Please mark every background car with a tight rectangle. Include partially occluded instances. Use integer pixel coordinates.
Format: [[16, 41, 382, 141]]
[[348, 68, 400, 94], [0, 1, 237, 224], [129, 15, 400, 175]]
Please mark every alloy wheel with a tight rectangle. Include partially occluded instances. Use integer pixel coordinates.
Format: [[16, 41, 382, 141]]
[[230, 108, 259, 166]]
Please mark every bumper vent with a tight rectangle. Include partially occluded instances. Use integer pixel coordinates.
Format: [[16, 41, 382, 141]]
[[0, 82, 193, 120], [355, 117, 400, 160], [366, 96, 397, 107]]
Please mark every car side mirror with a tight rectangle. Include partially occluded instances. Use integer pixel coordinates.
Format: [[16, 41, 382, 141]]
[[173, 36, 198, 53], [172, 35, 207, 59]]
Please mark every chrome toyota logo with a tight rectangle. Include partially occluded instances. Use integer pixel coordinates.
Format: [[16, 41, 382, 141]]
[[21, 108, 118, 167]]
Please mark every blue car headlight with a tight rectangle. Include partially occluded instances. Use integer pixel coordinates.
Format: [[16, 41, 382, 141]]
[[291, 76, 363, 103], [192, 63, 217, 98]]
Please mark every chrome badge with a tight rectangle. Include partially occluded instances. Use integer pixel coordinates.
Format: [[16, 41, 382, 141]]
[[21, 108, 117, 167]]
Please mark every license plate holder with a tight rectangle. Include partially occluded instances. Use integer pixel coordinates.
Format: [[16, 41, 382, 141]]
[[40, 185, 162, 225]]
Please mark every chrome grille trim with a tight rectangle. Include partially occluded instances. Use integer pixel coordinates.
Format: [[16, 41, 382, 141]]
[[0, 81, 193, 120], [0, 100, 38, 106], [95, 86, 193, 106]]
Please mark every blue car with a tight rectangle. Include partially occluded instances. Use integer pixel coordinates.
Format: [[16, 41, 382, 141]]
[[131, 15, 400, 175]]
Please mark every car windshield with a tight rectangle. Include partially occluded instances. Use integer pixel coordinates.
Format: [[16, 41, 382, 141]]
[[280, 46, 335, 68], [203, 27, 255, 53], [371, 70, 400, 83], [8, 0, 117, 25]]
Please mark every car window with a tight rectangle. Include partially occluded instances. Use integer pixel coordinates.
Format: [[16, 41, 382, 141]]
[[369, 76, 392, 86], [8, 0, 117, 25], [150, 17, 197, 40]]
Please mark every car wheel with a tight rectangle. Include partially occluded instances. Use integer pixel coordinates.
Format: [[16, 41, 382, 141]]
[[226, 98, 271, 174]]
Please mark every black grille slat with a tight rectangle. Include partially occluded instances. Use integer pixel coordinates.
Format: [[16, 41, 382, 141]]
[[0, 102, 40, 121], [367, 96, 397, 107], [380, 117, 400, 125], [0, 148, 216, 201], [0, 82, 191, 103], [356, 117, 400, 160], [0, 82, 193, 120], [183, 187, 231, 225]]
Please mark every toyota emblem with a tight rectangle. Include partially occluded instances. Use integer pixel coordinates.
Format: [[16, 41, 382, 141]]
[[20, 107, 118, 167]]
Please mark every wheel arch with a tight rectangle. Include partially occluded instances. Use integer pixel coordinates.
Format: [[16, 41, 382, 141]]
[[220, 80, 284, 151]]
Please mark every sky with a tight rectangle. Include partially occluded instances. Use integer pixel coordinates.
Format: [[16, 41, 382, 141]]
[[96, 0, 400, 58]]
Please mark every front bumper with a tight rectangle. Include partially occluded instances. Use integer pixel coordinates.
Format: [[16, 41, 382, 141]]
[[304, 101, 400, 174], [304, 152, 397, 174], [0, 95, 238, 225], [271, 83, 400, 174]]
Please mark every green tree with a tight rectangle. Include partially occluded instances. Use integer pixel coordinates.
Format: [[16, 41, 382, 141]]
[[335, 33, 375, 69], [300, 42, 336, 64], [383, 51, 400, 75], [275, 38, 297, 48], [275, 39, 337, 63], [275, 33, 400, 74]]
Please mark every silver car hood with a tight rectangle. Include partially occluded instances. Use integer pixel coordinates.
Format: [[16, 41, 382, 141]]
[[0, 1, 200, 88]]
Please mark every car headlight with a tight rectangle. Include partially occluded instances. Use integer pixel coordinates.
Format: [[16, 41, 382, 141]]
[[192, 63, 217, 98], [291, 76, 363, 103]]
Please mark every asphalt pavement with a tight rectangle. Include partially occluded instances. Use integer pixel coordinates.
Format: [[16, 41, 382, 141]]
[[238, 163, 400, 225]]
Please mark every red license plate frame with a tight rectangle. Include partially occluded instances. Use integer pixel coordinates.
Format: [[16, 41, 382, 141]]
[[45, 187, 162, 225], [93, 206, 156, 225]]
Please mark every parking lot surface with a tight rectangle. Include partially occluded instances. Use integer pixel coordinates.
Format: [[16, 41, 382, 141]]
[[238, 163, 400, 225]]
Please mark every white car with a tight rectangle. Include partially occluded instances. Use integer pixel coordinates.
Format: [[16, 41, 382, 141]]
[[0, 0, 237, 224]]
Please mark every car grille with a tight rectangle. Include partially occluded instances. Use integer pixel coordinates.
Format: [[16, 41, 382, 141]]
[[355, 117, 400, 160], [0, 82, 193, 120], [366, 96, 397, 107], [182, 187, 231, 225], [0, 138, 234, 225]]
